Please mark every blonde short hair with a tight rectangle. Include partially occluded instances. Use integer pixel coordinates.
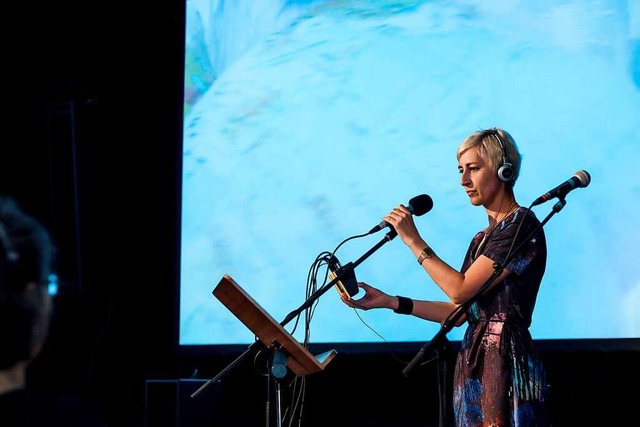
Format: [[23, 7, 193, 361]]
[[457, 127, 521, 186]]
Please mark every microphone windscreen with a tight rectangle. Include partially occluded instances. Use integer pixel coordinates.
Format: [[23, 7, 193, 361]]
[[408, 194, 433, 216], [574, 170, 591, 188]]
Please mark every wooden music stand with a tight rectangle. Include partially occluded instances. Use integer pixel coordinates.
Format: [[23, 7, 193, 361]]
[[213, 274, 337, 376], [212, 274, 337, 426]]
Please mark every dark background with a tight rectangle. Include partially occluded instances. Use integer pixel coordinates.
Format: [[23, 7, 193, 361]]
[[2, 2, 638, 426]]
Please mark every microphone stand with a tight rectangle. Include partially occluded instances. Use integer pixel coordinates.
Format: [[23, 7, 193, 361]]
[[401, 199, 567, 426], [191, 228, 399, 417]]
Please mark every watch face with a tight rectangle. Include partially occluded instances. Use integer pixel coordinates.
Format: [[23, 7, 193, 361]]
[[418, 247, 435, 264]]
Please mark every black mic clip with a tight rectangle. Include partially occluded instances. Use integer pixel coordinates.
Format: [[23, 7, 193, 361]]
[[328, 255, 359, 299]]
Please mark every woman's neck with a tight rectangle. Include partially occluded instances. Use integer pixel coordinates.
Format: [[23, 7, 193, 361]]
[[486, 197, 519, 229]]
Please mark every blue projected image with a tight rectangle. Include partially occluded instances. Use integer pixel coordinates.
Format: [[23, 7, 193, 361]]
[[180, 0, 640, 347]]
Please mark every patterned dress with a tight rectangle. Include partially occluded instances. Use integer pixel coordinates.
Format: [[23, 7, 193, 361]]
[[452, 207, 549, 427]]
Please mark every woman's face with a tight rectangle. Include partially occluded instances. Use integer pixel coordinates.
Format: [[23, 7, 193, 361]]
[[458, 146, 504, 208]]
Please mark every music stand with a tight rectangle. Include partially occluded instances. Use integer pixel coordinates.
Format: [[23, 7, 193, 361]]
[[208, 274, 337, 426]]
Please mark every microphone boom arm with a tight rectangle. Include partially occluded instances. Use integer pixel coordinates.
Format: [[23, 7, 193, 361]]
[[194, 228, 398, 400]]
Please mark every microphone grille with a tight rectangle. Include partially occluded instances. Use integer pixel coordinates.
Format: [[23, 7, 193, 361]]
[[574, 170, 591, 188], [408, 194, 433, 216]]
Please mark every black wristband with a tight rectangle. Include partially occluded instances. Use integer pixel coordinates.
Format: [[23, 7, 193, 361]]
[[394, 295, 413, 315]]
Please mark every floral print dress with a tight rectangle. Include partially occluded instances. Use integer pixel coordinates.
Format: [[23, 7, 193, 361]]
[[453, 207, 549, 427]]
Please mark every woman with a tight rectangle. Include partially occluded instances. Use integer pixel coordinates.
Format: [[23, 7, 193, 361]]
[[342, 128, 549, 426]]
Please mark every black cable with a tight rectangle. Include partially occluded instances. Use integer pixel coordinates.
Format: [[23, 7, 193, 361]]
[[283, 229, 371, 425]]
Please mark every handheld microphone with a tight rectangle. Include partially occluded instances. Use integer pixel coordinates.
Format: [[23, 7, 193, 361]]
[[531, 170, 591, 207], [368, 194, 433, 234]]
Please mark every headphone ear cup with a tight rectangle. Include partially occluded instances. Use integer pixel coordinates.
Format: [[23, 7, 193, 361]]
[[498, 161, 514, 182]]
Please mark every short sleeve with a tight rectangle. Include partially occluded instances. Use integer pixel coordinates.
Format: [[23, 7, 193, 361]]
[[482, 209, 544, 276]]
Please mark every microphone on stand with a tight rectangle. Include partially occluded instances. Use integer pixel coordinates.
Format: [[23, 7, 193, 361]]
[[368, 194, 433, 234], [531, 170, 591, 207]]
